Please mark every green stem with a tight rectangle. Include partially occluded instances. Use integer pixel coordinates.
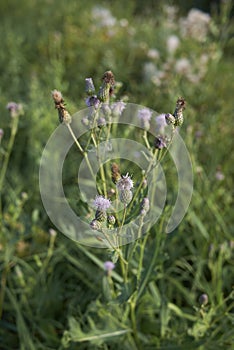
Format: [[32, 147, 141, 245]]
[[130, 300, 141, 349], [119, 205, 127, 233], [0, 117, 19, 221], [0, 264, 9, 319], [66, 123, 84, 153], [136, 230, 149, 291], [96, 141, 107, 197], [101, 229, 128, 266], [128, 148, 158, 214], [137, 217, 165, 300], [66, 123, 97, 186], [143, 130, 151, 150]]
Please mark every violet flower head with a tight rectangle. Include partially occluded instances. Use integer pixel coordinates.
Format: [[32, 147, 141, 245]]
[[154, 135, 168, 150], [116, 173, 134, 191], [104, 261, 115, 272], [85, 78, 95, 96], [98, 117, 106, 127], [111, 101, 126, 117], [155, 114, 167, 133], [86, 96, 100, 109], [51, 89, 63, 104], [138, 108, 152, 130], [215, 170, 225, 181], [199, 293, 208, 306], [6, 102, 23, 117], [93, 195, 111, 211]]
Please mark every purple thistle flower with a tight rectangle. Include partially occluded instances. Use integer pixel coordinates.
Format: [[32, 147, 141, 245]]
[[93, 195, 111, 211], [85, 78, 95, 95], [215, 170, 225, 181], [85, 96, 100, 109], [51, 90, 63, 104], [155, 114, 167, 133], [199, 293, 208, 306], [6, 102, 23, 117], [116, 173, 134, 191], [104, 261, 115, 272], [98, 117, 106, 127], [138, 108, 152, 130], [138, 108, 152, 122], [154, 135, 168, 150], [101, 104, 112, 116], [111, 101, 126, 117]]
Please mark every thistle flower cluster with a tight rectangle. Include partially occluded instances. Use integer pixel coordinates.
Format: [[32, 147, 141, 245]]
[[51, 90, 72, 124], [90, 195, 113, 230], [116, 173, 134, 205], [85, 71, 115, 109]]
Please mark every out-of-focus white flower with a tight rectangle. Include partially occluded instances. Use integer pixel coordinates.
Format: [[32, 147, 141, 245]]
[[155, 114, 167, 134], [167, 35, 180, 55], [180, 8, 211, 42], [143, 62, 164, 86], [175, 58, 191, 75], [119, 18, 128, 27], [163, 5, 178, 29], [215, 170, 225, 181], [92, 6, 116, 27], [147, 48, 160, 60]]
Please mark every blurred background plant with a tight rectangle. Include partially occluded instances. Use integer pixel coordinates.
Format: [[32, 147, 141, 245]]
[[0, 0, 233, 349]]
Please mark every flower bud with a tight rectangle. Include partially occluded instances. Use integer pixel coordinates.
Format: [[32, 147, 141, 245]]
[[90, 219, 102, 231], [111, 163, 121, 184], [173, 97, 186, 127], [165, 113, 176, 126], [199, 293, 208, 306], [119, 189, 133, 205], [97, 71, 115, 103], [85, 78, 95, 96], [62, 110, 72, 124], [154, 135, 169, 149], [95, 209, 107, 222], [140, 197, 150, 216], [107, 215, 116, 225]]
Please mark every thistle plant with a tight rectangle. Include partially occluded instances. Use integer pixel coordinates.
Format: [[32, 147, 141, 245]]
[[50, 70, 186, 274]]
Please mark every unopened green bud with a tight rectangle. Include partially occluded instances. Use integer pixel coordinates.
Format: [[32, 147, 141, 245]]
[[95, 209, 107, 222], [97, 71, 115, 103], [90, 219, 102, 231], [119, 189, 133, 205], [107, 215, 116, 225], [165, 113, 176, 126]]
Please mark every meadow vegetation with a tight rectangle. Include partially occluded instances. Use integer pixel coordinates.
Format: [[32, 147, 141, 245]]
[[0, 1, 233, 349]]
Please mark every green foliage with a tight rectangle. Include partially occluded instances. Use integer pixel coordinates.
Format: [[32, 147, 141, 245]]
[[0, 0, 233, 349]]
